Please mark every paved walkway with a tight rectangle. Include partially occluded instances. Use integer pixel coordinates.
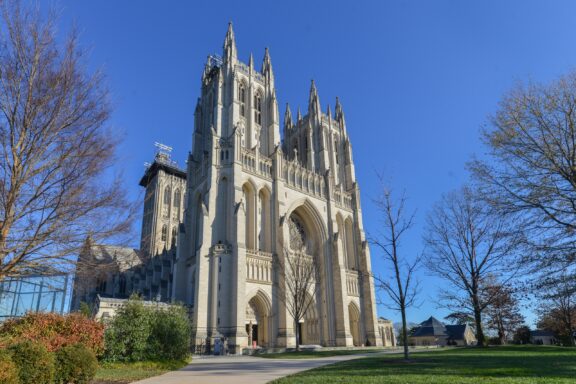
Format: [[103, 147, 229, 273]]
[[134, 349, 402, 384]]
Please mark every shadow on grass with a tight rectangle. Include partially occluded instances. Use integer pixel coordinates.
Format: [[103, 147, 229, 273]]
[[272, 346, 576, 383], [257, 349, 392, 359]]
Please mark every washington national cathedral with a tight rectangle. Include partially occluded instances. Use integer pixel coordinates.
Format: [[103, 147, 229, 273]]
[[72, 24, 395, 353]]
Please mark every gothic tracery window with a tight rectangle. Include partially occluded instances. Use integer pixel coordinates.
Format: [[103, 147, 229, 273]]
[[288, 215, 307, 252], [334, 139, 339, 165], [172, 226, 178, 246], [96, 276, 107, 293], [118, 275, 127, 296], [164, 186, 171, 206], [239, 83, 246, 117], [254, 93, 262, 125], [173, 188, 181, 209], [161, 224, 167, 242]]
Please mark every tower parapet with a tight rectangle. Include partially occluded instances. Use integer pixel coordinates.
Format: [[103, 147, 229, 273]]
[[139, 143, 186, 259]]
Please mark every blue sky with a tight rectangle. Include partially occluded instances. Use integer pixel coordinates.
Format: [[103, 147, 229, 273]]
[[49, 0, 576, 327]]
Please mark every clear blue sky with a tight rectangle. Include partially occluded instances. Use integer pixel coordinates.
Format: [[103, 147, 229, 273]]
[[49, 0, 576, 327]]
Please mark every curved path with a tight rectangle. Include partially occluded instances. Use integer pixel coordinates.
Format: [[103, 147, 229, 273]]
[[134, 349, 402, 384]]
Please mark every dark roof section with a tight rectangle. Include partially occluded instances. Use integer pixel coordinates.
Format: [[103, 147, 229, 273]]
[[411, 316, 471, 340], [530, 330, 556, 337], [139, 157, 186, 187], [411, 316, 447, 337], [446, 324, 467, 340]]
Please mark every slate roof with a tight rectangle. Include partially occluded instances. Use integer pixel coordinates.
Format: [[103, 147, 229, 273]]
[[411, 316, 470, 340], [411, 316, 448, 337], [89, 245, 143, 272], [445, 324, 467, 340]]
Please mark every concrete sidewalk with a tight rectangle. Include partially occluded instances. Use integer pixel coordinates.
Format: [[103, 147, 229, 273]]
[[134, 349, 402, 384]]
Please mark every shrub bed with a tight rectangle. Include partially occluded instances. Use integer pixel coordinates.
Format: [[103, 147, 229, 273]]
[[0, 312, 105, 356]]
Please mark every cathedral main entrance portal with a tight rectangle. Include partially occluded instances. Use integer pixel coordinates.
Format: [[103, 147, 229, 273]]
[[246, 293, 270, 348]]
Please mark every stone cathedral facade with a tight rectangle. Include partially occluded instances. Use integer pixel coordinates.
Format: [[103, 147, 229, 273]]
[[72, 24, 387, 353], [170, 24, 381, 351]]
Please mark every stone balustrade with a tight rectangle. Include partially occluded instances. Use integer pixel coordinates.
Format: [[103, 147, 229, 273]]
[[246, 249, 273, 284], [282, 158, 326, 199], [346, 270, 360, 296], [241, 148, 272, 179]]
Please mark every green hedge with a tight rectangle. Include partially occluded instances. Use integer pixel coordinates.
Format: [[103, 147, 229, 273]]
[[55, 343, 98, 384], [148, 305, 192, 360], [103, 297, 191, 362], [9, 340, 55, 384], [0, 349, 19, 384]]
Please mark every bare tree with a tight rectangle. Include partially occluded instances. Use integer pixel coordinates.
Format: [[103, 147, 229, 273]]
[[469, 71, 576, 278], [274, 244, 321, 351], [0, 1, 133, 280], [370, 186, 420, 360], [423, 186, 522, 346], [536, 273, 576, 346]]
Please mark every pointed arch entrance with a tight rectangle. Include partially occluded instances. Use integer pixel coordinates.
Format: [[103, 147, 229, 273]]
[[349, 301, 361, 346], [299, 293, 320, 345], [245, 290, 271, 348], [283, 199, 328, 346]]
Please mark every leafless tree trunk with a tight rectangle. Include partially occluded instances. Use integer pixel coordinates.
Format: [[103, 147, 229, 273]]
[[0, 1, 134, 280], [370, 185, 420, 360], [469, 71, 576, 280], [423, 186, 522, 346], [274, 244, 320, 351]]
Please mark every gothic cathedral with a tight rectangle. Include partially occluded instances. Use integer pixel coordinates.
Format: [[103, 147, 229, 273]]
[[170, 24, 381, 352], [72, 23, 385, 353]]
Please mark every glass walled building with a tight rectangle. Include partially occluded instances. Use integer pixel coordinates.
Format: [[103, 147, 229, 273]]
[[0, 273, 70, 321]]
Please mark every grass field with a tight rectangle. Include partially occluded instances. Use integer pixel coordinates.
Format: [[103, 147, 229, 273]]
[[271, 346, 576, 384], [91, 359, 189, 384]]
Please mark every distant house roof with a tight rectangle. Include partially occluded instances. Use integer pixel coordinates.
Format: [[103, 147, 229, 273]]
[[446, 324, 468, 340], [410, 316, 471, 341], [411, 316, 448, 337], [530, 330, 556, 337]]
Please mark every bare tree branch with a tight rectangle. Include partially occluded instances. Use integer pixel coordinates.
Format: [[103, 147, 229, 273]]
[[369, 178, 421, 360], [469, 72, 576, 281], [423, 185, 523, 346], [273, 243, 321, 351], [0, 0, 136, 280]]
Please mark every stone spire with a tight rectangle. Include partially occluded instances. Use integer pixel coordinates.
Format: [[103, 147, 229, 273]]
[[262, 47, 274, 86], [223, 22, 237, 63], [308, 80, 321, 123], [284, 103, 292, 129], [249, 52, 254, 71], [335, 97, 347, 135], [297, 106, 302, 122]]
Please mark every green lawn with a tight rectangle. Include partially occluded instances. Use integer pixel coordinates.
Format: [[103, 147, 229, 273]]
[[91, 359, 189, 383], [258, 348, 394, 359], [271, 346, 576, 384]]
